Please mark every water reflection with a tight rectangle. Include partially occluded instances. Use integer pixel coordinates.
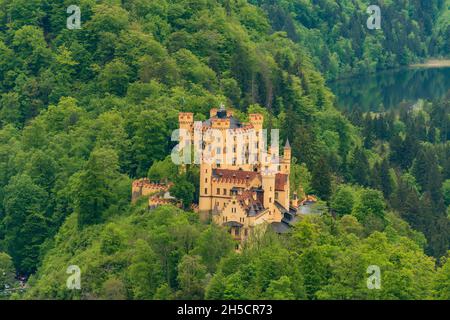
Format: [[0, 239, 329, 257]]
[[328, 67, 450, 112]]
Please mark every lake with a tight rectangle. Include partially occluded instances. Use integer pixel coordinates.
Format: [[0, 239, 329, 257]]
[[328, 66, 450, 112]]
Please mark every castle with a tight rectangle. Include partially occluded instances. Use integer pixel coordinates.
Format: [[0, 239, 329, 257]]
[[178, 106, 301, 243], [132, 106, 306, 245]]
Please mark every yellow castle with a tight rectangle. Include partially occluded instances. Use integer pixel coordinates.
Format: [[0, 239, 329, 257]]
[[179, 106, 300, 242]]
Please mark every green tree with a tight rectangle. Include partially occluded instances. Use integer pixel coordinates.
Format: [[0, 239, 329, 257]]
[[101, 277, 127, 300], [442, 179, 450, 206], [127, 239, 163, 299], [330, 185, 355, 216], [169, 175, 195, 210], [176, 255, 207, 299], [311, 157, 332, 200], [2, 174, 48, 274], [75, 148, 120, 227], [349, 147, 370, 186], [352, 189, 386, 234], [194, 225, 234, 273], [265, 276, 295, 300], [148, 156, 178, 182], [98, 60, 131, 96], [434, 254, 450, 300], [0, 252, 16, 291]]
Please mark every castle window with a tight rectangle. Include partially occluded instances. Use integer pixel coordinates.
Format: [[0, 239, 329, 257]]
[[223, 189, 227, 195], [244, 229, 248, 236], [216, 147, 221, 154], [205, 178, 207, 183], [217, 188, 220, 195], [234, 228, 240, 236], [269, 197, 272, 203], [275, 192, 279, 200], [205, 188, 208, 194]]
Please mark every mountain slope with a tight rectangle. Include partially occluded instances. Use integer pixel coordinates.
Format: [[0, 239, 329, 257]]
[[251, 0, 449, 79]]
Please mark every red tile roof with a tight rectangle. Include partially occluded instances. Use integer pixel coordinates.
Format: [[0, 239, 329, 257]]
[[212, 169, 258, 184]]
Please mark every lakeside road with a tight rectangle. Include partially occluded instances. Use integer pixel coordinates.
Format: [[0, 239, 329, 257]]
[[410, 59, 450, 68]]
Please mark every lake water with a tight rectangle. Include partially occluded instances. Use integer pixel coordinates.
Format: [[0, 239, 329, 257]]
[[328, 67, 450, 112]]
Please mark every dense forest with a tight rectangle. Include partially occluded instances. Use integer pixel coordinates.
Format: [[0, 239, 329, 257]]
[[252, 0, 450, 79], [0, 0, 448, 299]]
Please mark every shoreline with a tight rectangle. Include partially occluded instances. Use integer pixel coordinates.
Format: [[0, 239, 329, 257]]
[[327, 58, 450, 84], [410, 59, 450, 68]]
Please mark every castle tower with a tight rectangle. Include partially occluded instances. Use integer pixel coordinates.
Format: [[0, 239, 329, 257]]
[[178, 112, 194, 172], [248, 114, 264, 171], [281, 139, 291, 175], [249, 113, 263, 131], [261, 165, 276, 221], [178, 112, 194, 136], [199, 161, 213, 221]]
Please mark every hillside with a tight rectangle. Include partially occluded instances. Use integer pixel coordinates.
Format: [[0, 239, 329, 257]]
[[252, 0, 450, 79], [0, 0, 448, 299]]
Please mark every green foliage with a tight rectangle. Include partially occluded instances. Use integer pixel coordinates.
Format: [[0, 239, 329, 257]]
[[252, 0, 449, 79], [193, 225, 234, 273], [442, 179, 450, 206], [352, 189, 386, 234], [330, 185, 355, 216], [1, 174, 49, 274], [311, 157, 332, 200], [434, 253, 450, 300], [147, 156, 178, 182], [169, 174, 195, 210], [0, 252, 16, 291], [75, 148, 122, 227], [0, 0, 446, 300], [176, 255, 207, 299]]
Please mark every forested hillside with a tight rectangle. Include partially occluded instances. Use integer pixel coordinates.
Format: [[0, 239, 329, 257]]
[[0, 0, 448, 299], [252, 0, 450, 79]]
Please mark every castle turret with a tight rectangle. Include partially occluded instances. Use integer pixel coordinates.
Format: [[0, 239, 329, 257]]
[[178, 112, 194, 134], [261, 165, 276, 220], [249, 113, 263, 131], [281, 139, 291, 175], [199, 161, 213, 221]]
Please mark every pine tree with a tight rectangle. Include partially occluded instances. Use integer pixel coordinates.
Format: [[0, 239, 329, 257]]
[[311, 157, 332, 201], [379, 159, 394, 198], [350, 147, 370, 186]]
